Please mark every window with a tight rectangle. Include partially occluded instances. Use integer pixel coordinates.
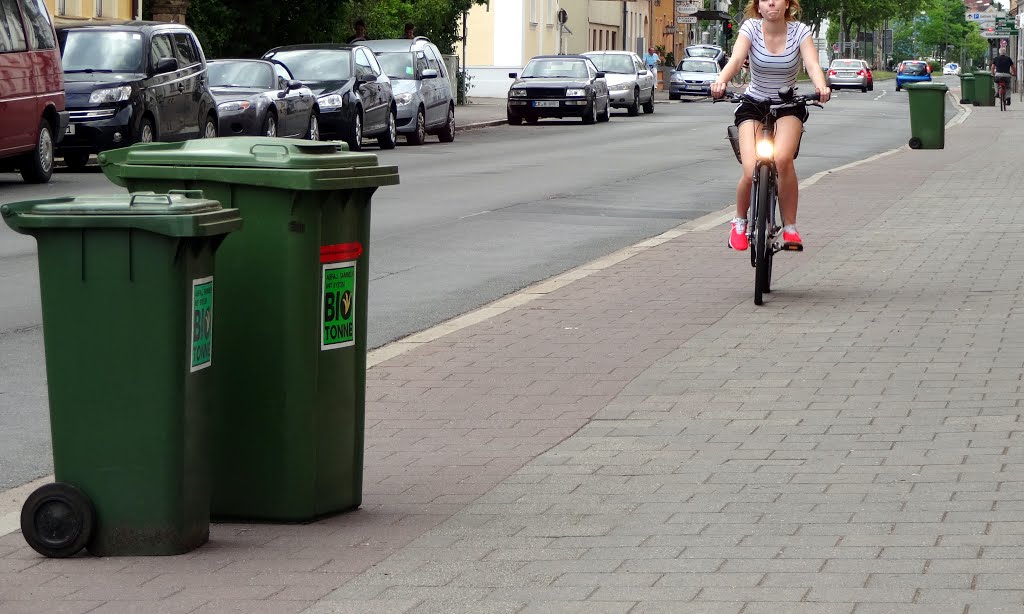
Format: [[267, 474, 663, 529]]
[[414, 50, 428, 74], [611, 32, 616, 50], [150, 33, 175, 70], [530, 0, 537, 24], [355, 48, 378, 77], [426, 46, 445, 77], [55, 0, 63, 15], [546, 0, 554, 25], [0, 0, 27, 53], [591, 29, 597, 51], [173, 33, 199, 66], [19, 0, 55, 50], [95, 0, 102, 16], [273, 63, 292, 89]]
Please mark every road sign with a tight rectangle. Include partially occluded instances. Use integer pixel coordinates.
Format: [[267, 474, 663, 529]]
[[677, 5, 698, 15], [677, 15, 697, 23]]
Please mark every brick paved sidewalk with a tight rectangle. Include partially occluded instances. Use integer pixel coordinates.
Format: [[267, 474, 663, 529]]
[[4, 99, 1024, 614]]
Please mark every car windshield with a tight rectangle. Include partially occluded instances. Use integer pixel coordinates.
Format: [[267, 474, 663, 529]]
[[375, 52, 415, 79], [264, 49, 351, 81], [208, 61, 274, 88], [687, 47, 719, 58], [521, 58, 589, 79], [59, 30, 145, 73], [678, 60, 717, 73], [830, 60, 860, 69], [586, 54, 634, 74]]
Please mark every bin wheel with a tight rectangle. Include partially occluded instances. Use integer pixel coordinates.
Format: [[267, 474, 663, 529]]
[[20, 483, 95, 558], [908, 137, 923, 149]]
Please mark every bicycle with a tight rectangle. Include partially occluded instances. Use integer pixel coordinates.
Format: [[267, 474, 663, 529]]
[[714, 87, 822, 305], [995, 74, 1010, 111]]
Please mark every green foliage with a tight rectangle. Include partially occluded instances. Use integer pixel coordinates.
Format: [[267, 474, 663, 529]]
[[339, 0, 485, 54], [183, 0, 346, 58]]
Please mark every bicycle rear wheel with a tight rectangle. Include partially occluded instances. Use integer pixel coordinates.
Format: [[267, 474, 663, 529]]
[[1000, 85, 1006, 111], [753, 165, 772, 305]]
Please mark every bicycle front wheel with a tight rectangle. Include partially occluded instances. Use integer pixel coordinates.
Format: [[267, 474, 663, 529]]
[[753, 164, 773, 305]]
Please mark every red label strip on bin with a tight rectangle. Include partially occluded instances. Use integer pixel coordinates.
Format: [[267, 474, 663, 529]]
[[320, 242, 363, 263]]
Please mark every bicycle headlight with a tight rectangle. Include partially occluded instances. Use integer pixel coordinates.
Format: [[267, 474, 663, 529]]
[[89, 85, 132, 104], [755, 139, 774, 160]]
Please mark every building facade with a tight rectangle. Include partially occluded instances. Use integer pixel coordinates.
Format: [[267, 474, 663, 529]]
[[44, 0, 136, 19]]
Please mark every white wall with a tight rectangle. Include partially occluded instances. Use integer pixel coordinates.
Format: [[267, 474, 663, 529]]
[[466, 66, 520, 98], [494, 0, 525, 66]]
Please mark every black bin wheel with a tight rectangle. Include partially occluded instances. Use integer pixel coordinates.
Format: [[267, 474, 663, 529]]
[[908, 137, 923, 149], [20, 482, 95, 558]]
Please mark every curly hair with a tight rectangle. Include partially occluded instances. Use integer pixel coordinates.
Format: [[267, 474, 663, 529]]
[[743, 0, 802, 21]]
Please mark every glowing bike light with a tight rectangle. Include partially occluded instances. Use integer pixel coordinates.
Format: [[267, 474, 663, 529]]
[[755, 139, 774, 160]]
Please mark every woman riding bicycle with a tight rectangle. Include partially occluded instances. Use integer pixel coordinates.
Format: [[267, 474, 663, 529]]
[[710, 0, 830, 251]]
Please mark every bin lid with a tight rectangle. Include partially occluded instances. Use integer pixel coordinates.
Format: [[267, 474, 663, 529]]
[[905, 82, 949, 91], [972, 71, 993, 78], [1, 190, 243, 238], [98, 138, 380, 170]]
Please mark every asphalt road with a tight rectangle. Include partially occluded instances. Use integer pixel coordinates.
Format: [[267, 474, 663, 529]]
[[0, 77, 960, 490]]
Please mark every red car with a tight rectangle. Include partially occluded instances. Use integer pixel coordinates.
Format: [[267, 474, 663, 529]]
[[0, 0, 69, 183]]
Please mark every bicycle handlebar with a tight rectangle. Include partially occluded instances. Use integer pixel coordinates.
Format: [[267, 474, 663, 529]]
[[713, 91, 821, 105]]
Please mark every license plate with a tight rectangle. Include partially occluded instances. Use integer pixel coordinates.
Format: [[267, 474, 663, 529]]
[[840, 72, 855, 77], [533, 100, 559, 108], [65, 124, 75, 135]]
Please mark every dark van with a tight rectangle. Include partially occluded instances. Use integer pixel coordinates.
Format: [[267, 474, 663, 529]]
[[0, 0, 69, 183], [55, 20, 217, 170]]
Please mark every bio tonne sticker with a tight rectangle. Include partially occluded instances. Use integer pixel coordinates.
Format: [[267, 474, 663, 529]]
[[321, 261, 355, 350], [190, 277, 213, 372]]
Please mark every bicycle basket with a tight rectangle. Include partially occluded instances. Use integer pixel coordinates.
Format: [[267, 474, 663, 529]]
[[726, 125, 742, 164]]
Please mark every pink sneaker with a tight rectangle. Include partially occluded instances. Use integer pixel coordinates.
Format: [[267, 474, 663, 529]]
[[781, 227, 803, 251], [728, 219, 748, 251]]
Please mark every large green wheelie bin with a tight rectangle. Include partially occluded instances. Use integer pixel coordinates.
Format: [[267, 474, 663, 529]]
[[1, 191, 241, 557], [906, 82, 948, 149], [99, 138, 399, 522], [959, 73, 975, 105], [972, 71, 995, 106]]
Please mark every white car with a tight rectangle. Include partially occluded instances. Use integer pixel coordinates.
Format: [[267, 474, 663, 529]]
[[582, 51, 656, 115], [943, 62, 961, 75]]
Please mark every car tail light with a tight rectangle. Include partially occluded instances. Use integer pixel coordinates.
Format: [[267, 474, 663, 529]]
[[828, 69, 837, 76], [857, 69, 866, 76]]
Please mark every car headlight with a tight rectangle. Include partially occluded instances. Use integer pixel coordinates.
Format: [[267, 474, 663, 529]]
[[395, 92, 413, 106], [566, 88, 586, 97], [671, 74, 684, 81], [89, 85, 132, 104], [755, 139, 774, 160], [217, 100, 251, 112], [510, 88, 527, 97], [318, 94, 344, 108]]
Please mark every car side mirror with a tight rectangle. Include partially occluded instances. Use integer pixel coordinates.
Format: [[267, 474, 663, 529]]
[[595, 71, 606, 79], [508, 72, 517, 78], [287, 79, 303, 90], [153, 57, 178, 75], [420, 68, 438, 79]]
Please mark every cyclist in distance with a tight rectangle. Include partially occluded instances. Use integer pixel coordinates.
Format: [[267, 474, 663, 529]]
[[710, 0, 830, 251], [991, 48, 1015, 107]]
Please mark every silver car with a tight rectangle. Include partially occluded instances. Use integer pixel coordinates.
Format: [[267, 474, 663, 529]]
[[669, 58, 721, 100], [582, 51, 655, 115], [364, 37, 456, 145], [826, 59, 873, 92]]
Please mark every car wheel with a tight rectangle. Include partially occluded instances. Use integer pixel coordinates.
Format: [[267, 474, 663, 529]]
[[62, 152, 90, 172], [346, 109, 363, 150], [627, 88, 640, 116], [862, 85, 868, 93], [669, 93, 680, 101], [598, 99, 610, 122], [438, 104, 455, 143], [407, 107, 426, 145], [895, 83, 901, 91], [642, 94, 655, 114], [378, 107, 397, 149], [136, 117, 155, 143], [262, 113, 277, 137], [507, 110, 522, 125], [525, 116, 539, 124], [19, 118, 54, 184], [582, 99, 596, 124], [306, 112, 320, 140], [202, 116, 217, 138]]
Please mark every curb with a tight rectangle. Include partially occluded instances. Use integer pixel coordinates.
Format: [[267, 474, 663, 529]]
[[455, 118, 508, 132]]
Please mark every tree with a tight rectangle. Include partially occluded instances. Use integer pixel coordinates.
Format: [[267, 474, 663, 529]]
[[339, 0, 486, 55]]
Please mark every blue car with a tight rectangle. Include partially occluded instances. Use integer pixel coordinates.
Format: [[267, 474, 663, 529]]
[[896, 60, 931, 91]]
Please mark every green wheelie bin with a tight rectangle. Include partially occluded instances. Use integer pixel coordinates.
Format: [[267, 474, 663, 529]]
[[99, 138, 399, 522], [906, 82, 948, 149], [1, 191, 241, 557], [959, 73, 975, 105], [972, 71, 994, 106]]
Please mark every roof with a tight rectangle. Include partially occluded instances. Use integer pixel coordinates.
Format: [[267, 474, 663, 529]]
[[54, 17, 187, 31], [529, 55, 590, 60], [582, 50, 636, 55], [265, 44, 357, 53]]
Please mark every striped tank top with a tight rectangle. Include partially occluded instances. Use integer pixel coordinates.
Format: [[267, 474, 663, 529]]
[[739, 19, 812, 101]]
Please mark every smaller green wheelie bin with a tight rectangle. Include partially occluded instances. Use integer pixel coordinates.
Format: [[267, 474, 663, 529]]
[[1, 191, 241, 557], [959, 73, 975, 105], [972, 71, 994, 106], [906, 82, 948, 149]]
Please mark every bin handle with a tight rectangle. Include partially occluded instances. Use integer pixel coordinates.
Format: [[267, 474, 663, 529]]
[[250, 143, 291, 161], [129, 193, 174, 207]]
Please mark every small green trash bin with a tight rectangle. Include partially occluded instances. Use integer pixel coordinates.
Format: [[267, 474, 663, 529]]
[[959, 73, 975, 104], [906, 82, 948, 149], [1, 191, 241, 557], [99, 138, 399, 522], [972, 71, 994, 106]]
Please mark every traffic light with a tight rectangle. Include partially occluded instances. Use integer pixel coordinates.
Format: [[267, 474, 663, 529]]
[[725, 21, 734, 41]]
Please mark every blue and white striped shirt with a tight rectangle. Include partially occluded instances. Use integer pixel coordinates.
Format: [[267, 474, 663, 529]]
[[739, 19, 812, 101]]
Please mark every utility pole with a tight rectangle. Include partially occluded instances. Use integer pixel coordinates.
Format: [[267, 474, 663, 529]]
[[839, 1, 844, 58]]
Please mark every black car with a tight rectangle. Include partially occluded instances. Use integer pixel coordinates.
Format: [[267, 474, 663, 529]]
[[507, 55, 610, 125], [55, 20, 218, 170], [208, 59, 319, 139], [262, 44, 396, 151]]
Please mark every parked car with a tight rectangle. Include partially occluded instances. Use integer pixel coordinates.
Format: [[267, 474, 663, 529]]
[[54, 20, 217, 170], [826, 59, 873, 92], [684, 45, 727, 70], [363, 37, 455, 145], [207, 59, 318, 139], [895, 60, 931, 91], [263, 44, 396, 150], [669, 57, 722, 100], [0, 0, 69, 183], [582, 50, 655, 115], [507, 55, 610, 125], [943, 62, 960, 75]]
